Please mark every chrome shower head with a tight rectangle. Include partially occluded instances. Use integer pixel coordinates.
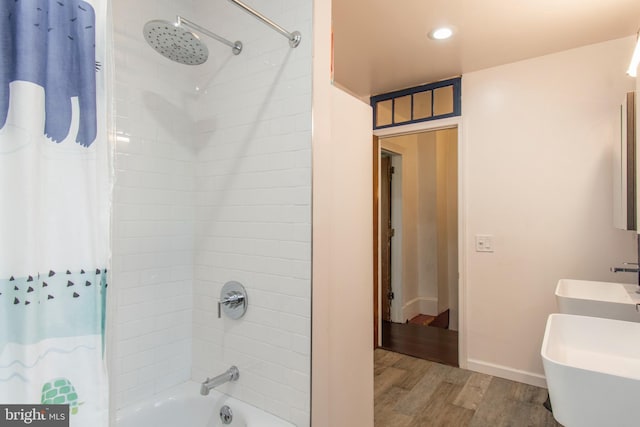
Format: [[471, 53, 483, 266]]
[[143, 17, 242, 65], [143, 19, 209, 65]]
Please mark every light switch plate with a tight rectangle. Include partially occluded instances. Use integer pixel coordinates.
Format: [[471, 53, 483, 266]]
[[476, 235, 494, 252]]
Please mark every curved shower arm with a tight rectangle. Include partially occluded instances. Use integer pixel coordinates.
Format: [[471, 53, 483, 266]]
[[177, 16, 243, 55], [227, 0, 301, 48]]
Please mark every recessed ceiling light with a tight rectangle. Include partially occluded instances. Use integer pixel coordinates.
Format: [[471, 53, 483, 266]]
[[429, 27, 453, 40]]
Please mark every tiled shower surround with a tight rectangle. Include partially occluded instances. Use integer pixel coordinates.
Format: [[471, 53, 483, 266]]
[[111, 0, 312, 425]]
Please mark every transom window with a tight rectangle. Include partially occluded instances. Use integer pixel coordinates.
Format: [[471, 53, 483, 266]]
[[371, 77, 461, 129]]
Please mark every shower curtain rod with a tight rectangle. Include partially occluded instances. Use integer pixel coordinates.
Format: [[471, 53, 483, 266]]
[[227, 0, 301, 48]]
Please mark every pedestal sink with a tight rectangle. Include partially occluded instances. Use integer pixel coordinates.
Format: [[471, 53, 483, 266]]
[[555, 279, 640, 322], [541, 314, 640, 427]]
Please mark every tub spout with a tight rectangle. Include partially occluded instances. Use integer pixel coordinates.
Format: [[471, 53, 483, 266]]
[[200, 366, 240, 396]]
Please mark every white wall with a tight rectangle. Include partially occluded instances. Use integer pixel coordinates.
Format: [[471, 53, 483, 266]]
[[381, 136, 421, 320], [312, 87, 374, 427], [435, 129, 458, 319], [189, 1, 312, 425], [417, 132, 439, 311], [311, 1, 374, 425], [111, 0, 197, 410], [463, 36, 638, 385]]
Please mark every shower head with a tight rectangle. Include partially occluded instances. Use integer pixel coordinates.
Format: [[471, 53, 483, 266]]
[[143, 17, 242, 65], [143, 20, 209, 65]]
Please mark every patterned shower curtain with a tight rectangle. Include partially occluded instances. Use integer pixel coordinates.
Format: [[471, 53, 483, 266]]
[[0, 0, 109, 426]]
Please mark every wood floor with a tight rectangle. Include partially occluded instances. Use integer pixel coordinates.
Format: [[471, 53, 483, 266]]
[[409, 310, 450, 329], [382, 321, 458, 366], [375, 349, 561, 427]]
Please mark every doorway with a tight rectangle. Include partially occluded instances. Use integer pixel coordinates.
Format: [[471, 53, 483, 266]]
[[374, 127, 459, 366], [380, 153, 393, 323]]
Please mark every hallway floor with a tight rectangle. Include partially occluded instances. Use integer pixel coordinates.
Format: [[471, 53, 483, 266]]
[[382, 321, 458, 367], [374, 349, 561, 427]]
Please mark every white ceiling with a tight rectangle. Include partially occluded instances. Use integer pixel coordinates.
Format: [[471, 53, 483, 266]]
[[332, 0, 640, 99]]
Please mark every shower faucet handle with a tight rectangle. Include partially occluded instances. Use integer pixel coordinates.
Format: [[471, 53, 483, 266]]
[[217, 281, 248, 319], [221, 292, 245, 307], [217, 292, 245, 318]]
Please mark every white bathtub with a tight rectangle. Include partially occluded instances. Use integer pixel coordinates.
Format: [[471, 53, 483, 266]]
[[116, 381, 295, 427]]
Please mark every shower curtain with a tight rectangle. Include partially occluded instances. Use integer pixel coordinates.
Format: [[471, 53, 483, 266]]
[[0, 0, 110, 426]]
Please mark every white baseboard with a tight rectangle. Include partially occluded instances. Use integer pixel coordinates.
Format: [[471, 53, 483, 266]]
[[402, 299, 420, 322], [466, 359, 547, 388], [402, 297, 438, 321]]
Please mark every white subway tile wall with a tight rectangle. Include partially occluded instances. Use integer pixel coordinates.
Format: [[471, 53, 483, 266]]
[[111, 0, 198, 410], [111, 0, 311, 425], [190, 0, 312, 424]]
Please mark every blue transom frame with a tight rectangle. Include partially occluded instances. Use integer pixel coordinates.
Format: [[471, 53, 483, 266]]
[[370, 77, 461, 130]]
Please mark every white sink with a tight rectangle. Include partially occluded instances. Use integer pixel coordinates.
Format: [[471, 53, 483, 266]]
[[555, 279, 640, 322], [542, 314, 640, 427]]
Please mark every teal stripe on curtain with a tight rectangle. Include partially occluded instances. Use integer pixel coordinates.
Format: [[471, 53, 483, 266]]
[[0, 269, 107, 353]]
